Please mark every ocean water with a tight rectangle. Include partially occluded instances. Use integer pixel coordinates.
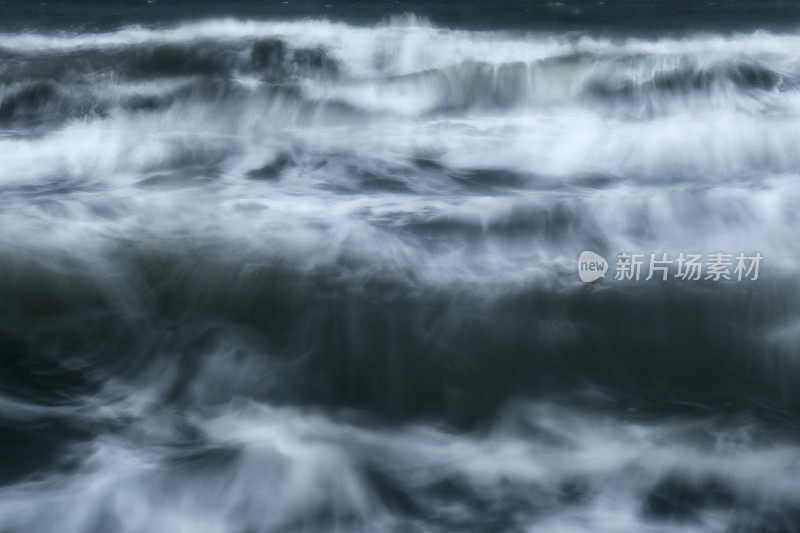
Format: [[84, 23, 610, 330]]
[[1, 1, 800, 531]]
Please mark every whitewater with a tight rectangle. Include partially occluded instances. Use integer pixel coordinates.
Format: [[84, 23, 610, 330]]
[[1, 12, 800, 532]]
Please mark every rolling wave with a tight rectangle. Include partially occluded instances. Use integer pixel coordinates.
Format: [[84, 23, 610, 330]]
[[2, 14, 800, 533]]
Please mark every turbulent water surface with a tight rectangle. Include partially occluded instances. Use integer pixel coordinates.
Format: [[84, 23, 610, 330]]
[[2, 1, 800, 531]]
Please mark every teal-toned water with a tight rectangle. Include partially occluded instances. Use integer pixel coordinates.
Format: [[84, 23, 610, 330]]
[[2, 2, 800, 531]]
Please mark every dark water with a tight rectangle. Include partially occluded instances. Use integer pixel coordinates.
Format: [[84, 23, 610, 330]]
[[2, 1, 800, 531], [3, 0, 800, 34]]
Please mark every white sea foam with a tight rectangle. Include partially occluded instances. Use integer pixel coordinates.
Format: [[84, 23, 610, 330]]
[[2, 16, 800, 532]]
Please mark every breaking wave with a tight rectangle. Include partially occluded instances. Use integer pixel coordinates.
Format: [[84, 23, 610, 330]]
[[2, 14, 800, 533]]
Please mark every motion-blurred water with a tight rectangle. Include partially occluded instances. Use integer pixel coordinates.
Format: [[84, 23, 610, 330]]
[[2, 1, 800, 531]]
